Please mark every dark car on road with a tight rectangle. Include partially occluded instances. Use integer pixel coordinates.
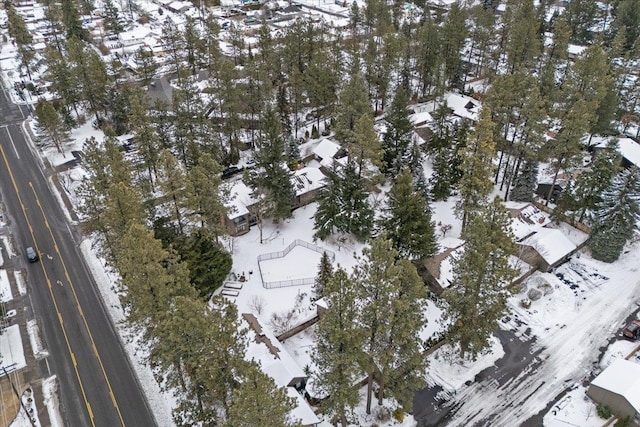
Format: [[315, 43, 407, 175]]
[[26, 246, 39, 262], [221, 166, 243, 180], [623, 319, 640, 340]]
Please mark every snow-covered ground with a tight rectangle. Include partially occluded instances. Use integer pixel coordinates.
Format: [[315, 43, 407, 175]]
[[0, 325, 26, 373], [442, 248, 640, 426]]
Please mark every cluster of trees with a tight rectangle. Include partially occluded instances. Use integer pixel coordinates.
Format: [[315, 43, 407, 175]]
[[76, 133, 303, 424], [7, 0, 640, 422], [311, 235, 428, 425]]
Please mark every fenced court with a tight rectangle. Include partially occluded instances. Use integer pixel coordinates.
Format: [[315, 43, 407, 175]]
[[257, 240, 335, 289]]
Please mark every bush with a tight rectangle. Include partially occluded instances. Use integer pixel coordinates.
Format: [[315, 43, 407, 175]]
[[311, 124, 319, 139], [597, 404, 612, 419], [392, 408, 405, 422], [304, 130, 309, 139], [615, 417, 630, 427]]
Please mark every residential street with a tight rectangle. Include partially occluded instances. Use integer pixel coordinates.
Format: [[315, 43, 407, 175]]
[[413, 329, 542, 426], [0, 88, 157, 426]]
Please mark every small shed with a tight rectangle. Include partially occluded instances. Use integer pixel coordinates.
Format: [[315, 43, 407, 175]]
[[518, 228, 577, 272], [587, 359, 640, 421]]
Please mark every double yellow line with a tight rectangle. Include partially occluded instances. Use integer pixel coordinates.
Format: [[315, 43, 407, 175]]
[[0, 141, 125, 427]]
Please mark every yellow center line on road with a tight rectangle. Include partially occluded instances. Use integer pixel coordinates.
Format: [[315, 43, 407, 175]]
[[28, 182, 127, 426], [0, 143, 96, 427]]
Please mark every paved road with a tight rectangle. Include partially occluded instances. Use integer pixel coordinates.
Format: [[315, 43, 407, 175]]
[[412, 329, 542, 427], [0, 90, 157, 426]]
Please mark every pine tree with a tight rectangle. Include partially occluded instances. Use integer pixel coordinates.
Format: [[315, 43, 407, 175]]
[[157, 150, 188, 235], [572, 139, 620, 223], [440, 3, 468, 88], [502, 0, 541, 74], [249, 106, 295, 223], [589, 167, 640, 262], [611, 0, 640, 51], [313, 252, 333, 300], [381, 169, 437, 261], [185, 153, 225, 239], [455, 108, 496, 231], [565, 0, 600, 44], [115, 224, 196, 342], [510, 160, 538, 202], [311, 269, 364, 427], [129, 94, 160, 190], [382, 85, 413, 175], [353, 235, 428, 413], [228, 365, 298, 427], [60, 0, 87, 40], [444, 197, 518, 359], [313, 161, 373, 241], [34, 100, 69, 154], [134, 47, 158, 88], [5, 1, 34, 79], [102, 0, 124, 37]]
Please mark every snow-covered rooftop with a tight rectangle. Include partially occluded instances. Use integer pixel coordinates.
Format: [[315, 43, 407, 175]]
[[223, 180, 257, 219], [595, 136, 640, 168], [520, 228, 577, 266], [286, 387, 321, 426], [590, 358, 640, 413], [506, 202, 551, 240], [443, 92, 480, 122], [292, 167, 325, 196], [311, 138, 340, 165]]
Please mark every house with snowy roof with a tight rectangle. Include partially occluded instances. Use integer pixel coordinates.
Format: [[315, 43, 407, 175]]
[[242, 313, 320, 426], [587, 359, 640, 421], [420, 238, 531, 294], [222, 180, 259, 236], [222, 166, 327, 236], [311, 138, 344, 168], [443, 92, 481, 122], [593, 136, 640, 170], [292, 167, 326, 210], [506, 202, 552, 241], [517, 228, 577, 272]]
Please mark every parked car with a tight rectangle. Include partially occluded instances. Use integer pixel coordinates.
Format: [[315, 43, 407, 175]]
[[622, 319, 640, 340], [221, 166, 243, 180], [26, 246, 39, 263]]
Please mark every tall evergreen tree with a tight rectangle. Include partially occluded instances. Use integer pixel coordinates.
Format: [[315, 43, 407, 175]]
[[60, 0, 87, 40], [313, 161, 374, 241], [572, 139, 620, 223], [455, 109, 496, 231], [227, 365, 298, 427], [382, 85, 413, 175], [444, 197, 517, 359], [380, 169, 437, 261], [185, 153, 225, 239], [134, 47, 158, 88], [565, 0, 600, 44], [34, 100, 69, 154], [353, 235, 428, 413], [510, 160, 538, 202], [589, 167, 640, 262], [249, 107, 295, 223], [313, 252, 333, 300], [5, 1, 35, 79], [611, 0, 640, 51], [311, 269, 364, 427], [157, 150, 188, 235], [102, 0, 124, 37]]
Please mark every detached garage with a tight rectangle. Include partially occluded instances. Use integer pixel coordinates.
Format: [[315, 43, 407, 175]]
[[587, 359, 640, 421]]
